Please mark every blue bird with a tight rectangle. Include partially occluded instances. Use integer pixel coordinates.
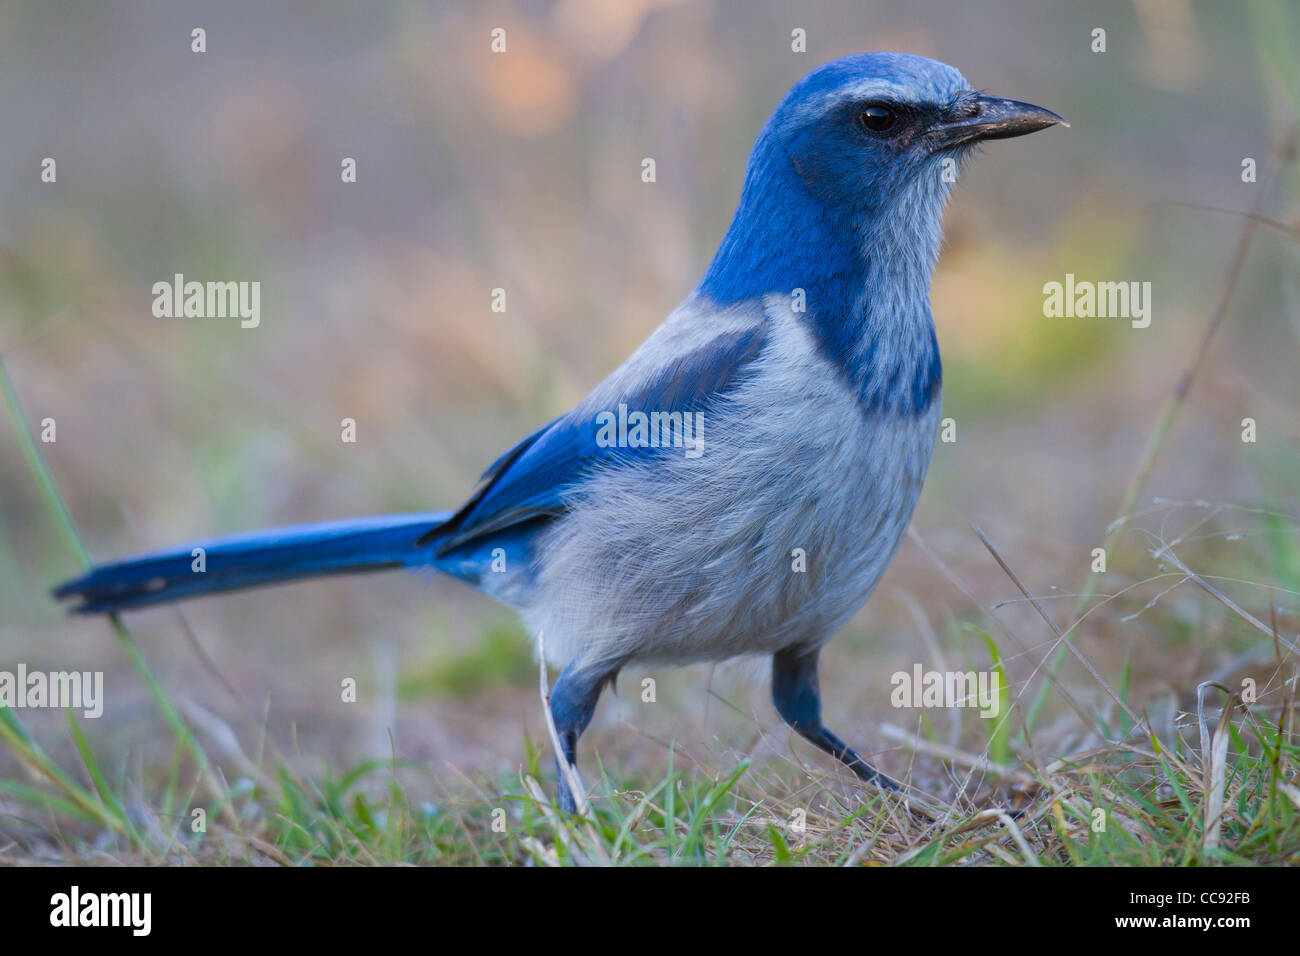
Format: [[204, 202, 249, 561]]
[[53, 53, 1063, 813]]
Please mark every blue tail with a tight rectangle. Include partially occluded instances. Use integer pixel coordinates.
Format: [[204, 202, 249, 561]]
[[53, 512, 452, 614]]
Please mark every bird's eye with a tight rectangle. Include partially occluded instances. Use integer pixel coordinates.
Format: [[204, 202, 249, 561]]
[[857, 103, 898, 134]]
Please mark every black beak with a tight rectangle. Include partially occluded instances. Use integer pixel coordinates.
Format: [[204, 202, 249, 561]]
[[930, 93, 1066, 150]]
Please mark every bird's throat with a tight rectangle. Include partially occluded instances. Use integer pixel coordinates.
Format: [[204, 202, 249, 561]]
[[698, 165, 943, 418]]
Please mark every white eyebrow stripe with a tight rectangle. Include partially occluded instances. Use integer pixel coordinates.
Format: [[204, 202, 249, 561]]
[[796, 81, 911, 118], [837, 78, 924, 102]]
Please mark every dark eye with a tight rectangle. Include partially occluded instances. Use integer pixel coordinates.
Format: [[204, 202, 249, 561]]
[[857, 103, 898, 134]]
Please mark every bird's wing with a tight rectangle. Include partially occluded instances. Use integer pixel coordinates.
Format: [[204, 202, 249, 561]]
[[430, 310, 768, 555]]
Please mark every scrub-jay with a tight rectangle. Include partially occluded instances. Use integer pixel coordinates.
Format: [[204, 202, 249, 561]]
[[54, 53, 1063, 813]]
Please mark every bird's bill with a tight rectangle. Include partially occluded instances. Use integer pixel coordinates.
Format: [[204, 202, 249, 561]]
[[930, 94, 1067, 149]]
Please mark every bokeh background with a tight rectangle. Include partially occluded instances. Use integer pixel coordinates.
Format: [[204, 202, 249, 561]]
[[2, 0, 1298, 817]]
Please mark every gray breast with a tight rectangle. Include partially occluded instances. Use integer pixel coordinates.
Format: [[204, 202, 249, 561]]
[[522, 307, 941, 672]]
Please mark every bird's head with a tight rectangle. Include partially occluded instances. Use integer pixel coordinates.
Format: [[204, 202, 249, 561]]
[[765, 52, 1064, 216], [700, 52, 1064, 309]]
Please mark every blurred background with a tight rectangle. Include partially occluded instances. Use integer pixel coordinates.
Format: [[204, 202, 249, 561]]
[[1, 0, 1297, 812]]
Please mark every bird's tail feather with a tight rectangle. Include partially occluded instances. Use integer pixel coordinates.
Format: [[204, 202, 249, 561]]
[[52, 512, 452, 614]]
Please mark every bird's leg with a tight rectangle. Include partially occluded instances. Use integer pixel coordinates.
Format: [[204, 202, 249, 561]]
[[549, 662, 614, 813], [772, 646, 899, 792]]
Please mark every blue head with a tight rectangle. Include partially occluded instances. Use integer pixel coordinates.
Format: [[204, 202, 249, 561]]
[[698, 52, 1063, 414]]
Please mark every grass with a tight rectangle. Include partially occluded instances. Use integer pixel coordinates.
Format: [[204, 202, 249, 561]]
[[3, 681, 1297, 865], [3, 349, 1299, 864]]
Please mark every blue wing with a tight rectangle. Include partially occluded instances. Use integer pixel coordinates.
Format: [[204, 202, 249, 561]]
[[429, 321, 768, 558]]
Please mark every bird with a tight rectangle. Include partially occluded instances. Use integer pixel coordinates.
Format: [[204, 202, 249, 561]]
[[53, 52, 1064, 813]]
